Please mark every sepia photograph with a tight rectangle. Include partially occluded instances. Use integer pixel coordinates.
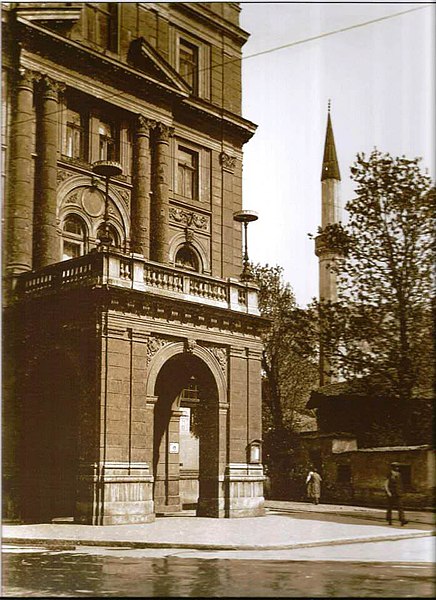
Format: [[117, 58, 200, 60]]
[[1, 0, 435, 597]]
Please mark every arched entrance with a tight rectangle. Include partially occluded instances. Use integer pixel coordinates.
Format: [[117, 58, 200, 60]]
[[152, 351, 221, 516], [19, 352, 80, 522]]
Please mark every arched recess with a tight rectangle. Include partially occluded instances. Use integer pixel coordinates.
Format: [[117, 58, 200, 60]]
[[146, 342, 226, 404], [146, 342, 227, 516], [19, 349, 83, 523], [168, 232, 210, 274], [57, 175, 130, 250]]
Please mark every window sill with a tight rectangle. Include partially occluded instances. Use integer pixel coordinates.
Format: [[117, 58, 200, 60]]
[[171, 193, 210, 210]]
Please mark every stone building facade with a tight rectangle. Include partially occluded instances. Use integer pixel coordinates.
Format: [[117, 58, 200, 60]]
[[2, 2, 267, 524]]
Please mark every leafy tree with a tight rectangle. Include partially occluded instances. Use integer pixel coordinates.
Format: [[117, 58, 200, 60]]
[[250, 264, 318, 497], [317, 151, 435, 442]]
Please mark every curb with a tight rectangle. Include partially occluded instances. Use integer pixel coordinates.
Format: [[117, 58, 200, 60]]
[[3, 531, 433, 552]]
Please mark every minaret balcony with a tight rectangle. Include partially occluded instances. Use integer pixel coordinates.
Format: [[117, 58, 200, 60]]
[[314, 232, 343, 258], [12, 250, 260, 316]]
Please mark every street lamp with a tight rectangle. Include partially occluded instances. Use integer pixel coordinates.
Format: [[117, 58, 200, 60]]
[[91, 160, 123, 247], [233, 209, 258, 281]]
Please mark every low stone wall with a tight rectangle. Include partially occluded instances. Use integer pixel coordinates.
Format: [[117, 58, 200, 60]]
[[299, 433, 434, 509], [325, 445, 435, 509]]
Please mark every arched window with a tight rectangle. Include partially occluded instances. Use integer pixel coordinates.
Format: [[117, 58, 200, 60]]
[[62, 215, 87, 261], [175, 244, 200, 272], [96, 223, 120, 248]]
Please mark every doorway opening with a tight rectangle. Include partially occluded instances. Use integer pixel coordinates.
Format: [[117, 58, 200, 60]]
[[20, 353, 79, 523], [152, 352, 219, 516]]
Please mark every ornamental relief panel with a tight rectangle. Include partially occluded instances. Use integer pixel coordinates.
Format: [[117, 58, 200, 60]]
[[219, 151, 237, 173], [203, 345, 228, 376], [169, 207, 210, 232], [146, 336, 172, 364], [57, 169, 76, 185]]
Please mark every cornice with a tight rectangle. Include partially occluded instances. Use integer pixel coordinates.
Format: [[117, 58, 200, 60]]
[[175, 3, 250, 45], [16, 17, 189, 101], [106, 286, 269, 337], [180, 98, 257, 144], [15, 284, 268, 338], [15, 18, 257, 143]]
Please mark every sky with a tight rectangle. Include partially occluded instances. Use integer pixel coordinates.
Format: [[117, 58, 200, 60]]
[[239, 1, 435, 306]]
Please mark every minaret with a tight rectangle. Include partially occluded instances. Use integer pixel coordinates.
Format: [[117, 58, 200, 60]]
[[315, 101, 342, 385]]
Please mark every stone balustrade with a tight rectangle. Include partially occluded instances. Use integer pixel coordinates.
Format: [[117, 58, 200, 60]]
[[15, 250, 260, 315]]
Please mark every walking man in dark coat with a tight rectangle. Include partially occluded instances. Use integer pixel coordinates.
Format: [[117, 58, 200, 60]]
[[385, 462, 408, 526]]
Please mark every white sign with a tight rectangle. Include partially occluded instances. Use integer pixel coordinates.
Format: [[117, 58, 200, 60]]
[[169, 442, 179, 454]]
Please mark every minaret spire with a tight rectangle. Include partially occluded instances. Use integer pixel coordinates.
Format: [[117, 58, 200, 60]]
[[315, 102, 343, 385], [321, 101, 341, 182]]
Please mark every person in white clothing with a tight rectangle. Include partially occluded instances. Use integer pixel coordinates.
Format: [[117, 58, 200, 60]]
[[306, 467, 322, 504]]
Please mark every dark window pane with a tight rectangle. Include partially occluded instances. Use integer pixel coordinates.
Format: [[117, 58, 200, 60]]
[[179, 39, 198, 92], [175, 245, 199, 271]]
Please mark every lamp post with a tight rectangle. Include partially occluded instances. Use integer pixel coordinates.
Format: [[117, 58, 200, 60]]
[[91, 160, 123, 247], [233, 209, 258, 281]]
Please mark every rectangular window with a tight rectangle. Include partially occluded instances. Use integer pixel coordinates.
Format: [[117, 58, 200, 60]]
[[337, 464, 352, 484], [65, 108, 85, 160], [63, 240, 82, 261], [179, 407, 191, 434], [177, 146, 198, 199], [398, 464, 412, 486], [85, 3, 118, 51], [98, 119, 118, 161], [179, 39, 198, 93]]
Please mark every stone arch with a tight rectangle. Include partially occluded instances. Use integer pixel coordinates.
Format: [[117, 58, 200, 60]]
[[145, 341, 226, 405], [57, 174, 130, 240], [147, 340, 227, 517], [168, 232, 210, 274]]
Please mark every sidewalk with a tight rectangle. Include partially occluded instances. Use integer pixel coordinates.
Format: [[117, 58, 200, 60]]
[[2, 502, 434, 551], [265, 500, 436, 526]]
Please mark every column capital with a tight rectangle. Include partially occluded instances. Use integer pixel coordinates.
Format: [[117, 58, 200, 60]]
[[16, 67, 40, 90], [40, 75, 65, 100], [137, 115, 155, 137], [219, 151, 236, 173], [154, 122, 174, 143]]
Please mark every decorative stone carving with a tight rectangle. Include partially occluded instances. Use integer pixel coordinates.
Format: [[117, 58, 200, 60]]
[[119, 190, 130, 208], [57, 169, 75, 185], [17, 67, 40, 90], [169, 207, 209, 231], [219, 151, 236, 173], [207, 346, 228, 375], [65, 190, 80, 206], [185, 339, 197, 354], [147, 336, 170, 363], [154, 122, 174, 142], [40, 75, 65, 100], [185, 228, 194, 243], [137, 115, 155, 136]]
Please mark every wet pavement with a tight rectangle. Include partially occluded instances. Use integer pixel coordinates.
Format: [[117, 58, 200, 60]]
[[2, 544, 435, 597], [2, 503, 434, 597]]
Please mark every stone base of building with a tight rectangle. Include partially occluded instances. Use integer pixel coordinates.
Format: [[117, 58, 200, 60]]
[[224, 463, 266, 518], [77, 462, 155, 525]]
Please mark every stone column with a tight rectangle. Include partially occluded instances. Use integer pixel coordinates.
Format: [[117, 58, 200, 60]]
[[131, 116, 153, 258], [33, 75, 64, 269], [5, 68, 37, 282], [150, 122, 173, 264]]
